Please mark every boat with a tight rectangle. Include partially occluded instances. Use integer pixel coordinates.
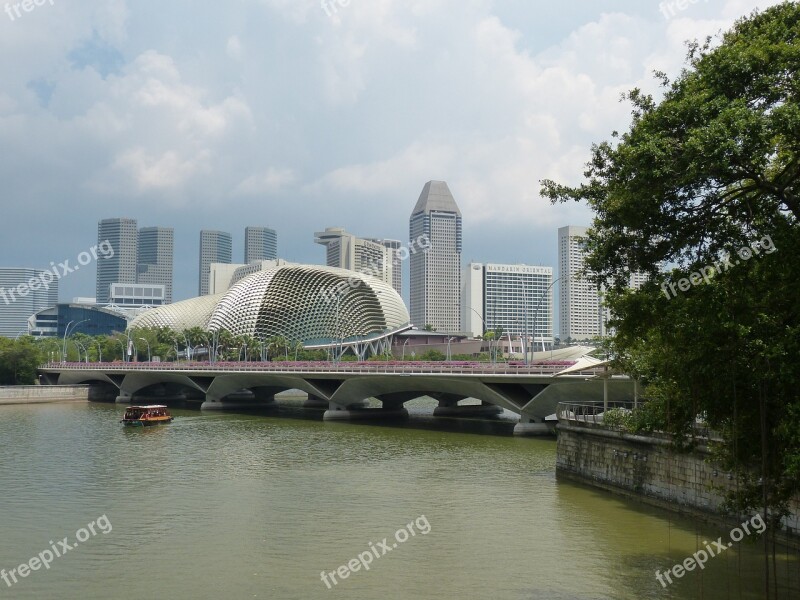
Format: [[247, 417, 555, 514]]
[[120, 405, 174, 427]]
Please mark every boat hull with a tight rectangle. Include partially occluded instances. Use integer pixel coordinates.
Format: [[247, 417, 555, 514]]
[[121, 418, 173, 427]]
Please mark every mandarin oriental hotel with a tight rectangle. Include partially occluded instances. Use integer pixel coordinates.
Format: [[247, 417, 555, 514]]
[[463, 263, 554, 349]]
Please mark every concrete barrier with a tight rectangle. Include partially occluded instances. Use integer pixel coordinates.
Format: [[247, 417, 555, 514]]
[[0, 385, 90, 405]]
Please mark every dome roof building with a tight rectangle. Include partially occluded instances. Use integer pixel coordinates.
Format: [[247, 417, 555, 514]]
[[129, 265, 410, 349]]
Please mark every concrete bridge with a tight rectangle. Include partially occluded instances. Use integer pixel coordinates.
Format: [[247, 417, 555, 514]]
[[38, 361, 637, 435]]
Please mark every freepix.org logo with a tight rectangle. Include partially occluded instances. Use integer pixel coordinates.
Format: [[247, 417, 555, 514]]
[[4, 0, 54, 22], [0, 241, 115, 306]]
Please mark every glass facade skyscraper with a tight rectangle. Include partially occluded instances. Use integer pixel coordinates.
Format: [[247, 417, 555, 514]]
[[244, 227, 278, 264], [199, 230, 232, 296], [409, 181, 461, 332]]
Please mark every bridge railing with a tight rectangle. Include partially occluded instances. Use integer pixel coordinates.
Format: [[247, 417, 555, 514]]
[[556, 401, 637, 427], [40, 360, 608, 377]]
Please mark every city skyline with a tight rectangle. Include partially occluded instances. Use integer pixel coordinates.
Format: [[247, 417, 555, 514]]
[[1, 1, 763, 306]]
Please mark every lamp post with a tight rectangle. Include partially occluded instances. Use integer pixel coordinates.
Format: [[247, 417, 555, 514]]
[[467, 306, 495, 363], [73, 340, 88, 363], [116, 338, 126, 362], [62, 320, 88, 362], [531, 276, 561, 359], [402, 338, 410, 360], [446, 337, 456, 361], [182, 334, 192, 362], [95, 340, 103, 363], [138, 338, 151, 362], [334, 294, 341, 364]]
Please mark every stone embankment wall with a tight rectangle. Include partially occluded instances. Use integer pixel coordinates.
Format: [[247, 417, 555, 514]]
[[556, 422, 799, 538], [0, 385, 90, 405]]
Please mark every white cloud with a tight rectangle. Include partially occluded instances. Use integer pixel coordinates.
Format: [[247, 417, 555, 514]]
[[235, 167, 298, 195]]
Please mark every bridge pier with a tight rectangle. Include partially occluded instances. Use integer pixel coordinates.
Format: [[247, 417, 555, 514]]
[[323, 403, 408, 421], [115, 392, 132, 404], [433, 400, 504, 418], [303, 394, 331, 409], [513, 415, 555, 436], [201, 389, 277, 411]]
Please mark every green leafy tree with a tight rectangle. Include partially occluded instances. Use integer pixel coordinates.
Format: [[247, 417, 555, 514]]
[[541, 2, 800, 550], [0, 337, 42, 384]]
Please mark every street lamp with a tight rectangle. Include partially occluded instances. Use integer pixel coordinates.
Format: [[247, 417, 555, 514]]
[[62, 319, 88, 362], [182, 334, 192, 362], [467, 306, 496, 364], [531, 276, 562, 359], [73, 340, 88, 363], [402, 338, 410, 360], [446, 337, 456, 361], [116, 338, 126, 362], [138, 338, 151, 362], [95, 340, 103, 363]]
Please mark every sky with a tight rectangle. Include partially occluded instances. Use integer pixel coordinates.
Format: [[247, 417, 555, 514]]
[[0, 0, 783, 303]]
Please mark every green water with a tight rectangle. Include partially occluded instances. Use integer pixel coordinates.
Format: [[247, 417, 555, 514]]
[[0, 401, 797, 599]]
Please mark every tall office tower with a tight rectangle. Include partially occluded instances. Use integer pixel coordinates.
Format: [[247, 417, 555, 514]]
[[137, 227, 174, 303], [314, 227, 392, 285], [366, 238, 403, 296], [558, 225, 602, 340], [0, 268, 59, 337], [409, 180, 461, 332], [199, 230, 232, 296], [244, 227, 278, 263], [96, 218, 138, 304], [462, 263, 554, 346]]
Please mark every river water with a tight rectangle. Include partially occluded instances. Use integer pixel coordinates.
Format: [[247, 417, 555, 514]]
[[0, 400, 797, 600]]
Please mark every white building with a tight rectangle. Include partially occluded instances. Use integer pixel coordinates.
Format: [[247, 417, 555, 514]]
[[314, 227, 393, 287], [558, 226, 601, 341], [462, 263, 554, 348]]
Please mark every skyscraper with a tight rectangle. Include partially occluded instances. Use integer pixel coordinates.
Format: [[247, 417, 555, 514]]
[[244, 227, 278, 263], [96, 218, 138, 304], [137, 227, 174, 303], [199, 230, 232, 296], [558, 225, 601, 340], [409, 180, 461, 331], [0, 268, 59, 337], [314, 227, 392, 286], [365, 238, 402, 296]]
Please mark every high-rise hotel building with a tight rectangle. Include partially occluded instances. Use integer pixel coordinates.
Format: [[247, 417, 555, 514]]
[[409, 181, 461, 332], [558, 225, 602, 340], [462, 263, 553, 347]]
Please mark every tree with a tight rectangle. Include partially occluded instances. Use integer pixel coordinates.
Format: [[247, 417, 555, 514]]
[[0, 337, 42, 384], [541, 1, 800, 551]]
